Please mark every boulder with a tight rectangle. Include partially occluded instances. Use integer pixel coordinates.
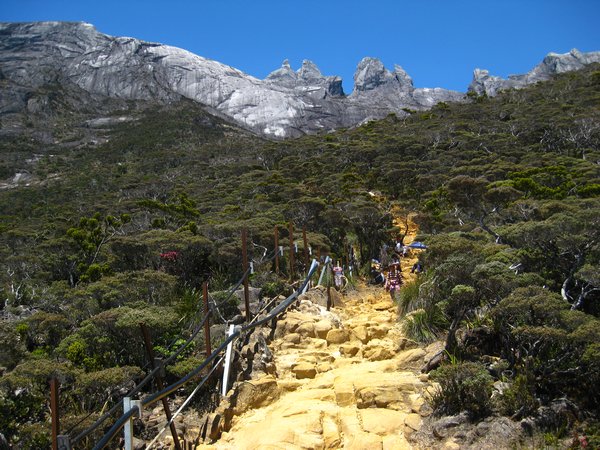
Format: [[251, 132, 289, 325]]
[[231, 376, 280, 416], [326, 328, 349, 345], [292, 362, 317, 379]]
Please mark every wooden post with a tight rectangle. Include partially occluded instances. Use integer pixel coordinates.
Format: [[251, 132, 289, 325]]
[[140, 323, 182, 450], [242, 228, 251, 322], [288, 222, 295, 282], [203, 282, 212, 357], [50, 378, 59, 450], [274, 226, 279, 275]]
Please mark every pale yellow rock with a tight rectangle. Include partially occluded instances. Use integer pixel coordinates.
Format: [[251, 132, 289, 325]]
[[351, 324, 369, 343], [292, 362, 317, 379], [368, 324, 391, 339], [373, 301, 394, 311], [419, 373, 429, 382], [360, 408, 407, 435], [363, 346, 395, 361], [443, 439, 461, 449], [317, 362, 332, 373], [296, 321, 317, 338], [409, 393, 425, 414], [339, 343, 360, 357], [283, 332, 301, 344], [334, 382, 355, 406], [383, 434, 412, 450], [314, 319, 333, 339], [344, 431, 383, 449], [396, 347, 427, 366], [232, 376, 280, 416], [404, 412, 422, 431], [326, 328, 349, 345], [322, 412, 342, 449], [278, 379, 304, 392]]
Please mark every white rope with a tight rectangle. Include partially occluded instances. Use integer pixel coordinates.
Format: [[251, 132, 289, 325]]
[[146, 354, 225, 448]]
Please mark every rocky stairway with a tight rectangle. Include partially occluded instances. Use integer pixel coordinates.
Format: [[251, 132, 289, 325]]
[[192, 284, 437, 449]]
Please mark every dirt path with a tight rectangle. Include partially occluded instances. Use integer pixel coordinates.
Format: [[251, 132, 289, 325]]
[[201, 283, 434, 449]]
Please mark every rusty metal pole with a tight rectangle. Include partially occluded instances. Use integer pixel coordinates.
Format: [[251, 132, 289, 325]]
[[242, 228, 251, 322], [202, 282, 212, 357], [288, 222, 295, 282], [139, 323, 182, 450], [274, 226, 279, 275], [50, 378, 59, 450], [302, 227, 309, 274]]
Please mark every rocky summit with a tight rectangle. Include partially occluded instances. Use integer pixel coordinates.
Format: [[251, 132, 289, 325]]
[[1, 21, 599, 138]]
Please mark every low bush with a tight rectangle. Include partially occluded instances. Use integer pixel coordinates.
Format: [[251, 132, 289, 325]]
[[429, 361, 493, 420]]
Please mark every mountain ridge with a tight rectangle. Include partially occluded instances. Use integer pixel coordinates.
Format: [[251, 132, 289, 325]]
[[1, 21, 599, 138]]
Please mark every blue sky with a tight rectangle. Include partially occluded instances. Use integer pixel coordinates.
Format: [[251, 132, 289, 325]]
[[2, 0, 599, 93]]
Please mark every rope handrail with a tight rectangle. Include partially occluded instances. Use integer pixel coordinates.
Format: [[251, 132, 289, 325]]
[[72, 311, 211, 444], [92, 259, 320, 450], [73, 261, 257, 444]]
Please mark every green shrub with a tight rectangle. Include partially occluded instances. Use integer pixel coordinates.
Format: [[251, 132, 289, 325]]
[[429, 361, 493, 420]]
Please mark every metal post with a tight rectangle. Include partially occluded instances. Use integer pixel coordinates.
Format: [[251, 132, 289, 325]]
[[302, 227, 309, 274], [50, 378, 59, 450], [274, 226, 279, 275], [203, 282, 212, 358], [242, 228, 251, 322], [57, 435, 71, 450], [327, 273, 332, 312], [222, 324, 235, 396], [123, 397, 133, 450], [139, 323, 182, 450], [288, 222, 295, 282]]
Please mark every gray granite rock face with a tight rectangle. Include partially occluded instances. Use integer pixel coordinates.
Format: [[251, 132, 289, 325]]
[[469, 48, 600, 96], [1, 22, 598, 138]]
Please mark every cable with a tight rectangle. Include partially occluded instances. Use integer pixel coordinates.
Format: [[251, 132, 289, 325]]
[[93, 260, 320, 449], [145, 355, 225, 449]]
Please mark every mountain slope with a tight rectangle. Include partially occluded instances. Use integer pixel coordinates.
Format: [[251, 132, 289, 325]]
[[2, 21, 598, 138]]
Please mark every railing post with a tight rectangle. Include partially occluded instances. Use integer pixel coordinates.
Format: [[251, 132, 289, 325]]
[[242, 228, 251, 322], [203, 282, 212, 358], [50, 378, 59, 450], [57, 435, 71, 450], [288, 222, 295, 282], [327, 266, 332, 311], [222, 324, 235, 396], [302, 227, 309, 274], [274, 225, 279, 275], [123, 397, 133, 450], [139, 323, 182, 450]]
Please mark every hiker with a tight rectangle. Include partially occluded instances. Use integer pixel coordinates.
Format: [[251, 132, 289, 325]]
[[333, 262, 344, 289], [411, 261, 423, 274], [394, 240, 403, 254], [370, 259, 385, 285]]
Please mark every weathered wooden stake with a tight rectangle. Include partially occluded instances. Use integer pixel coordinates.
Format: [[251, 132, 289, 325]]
[[242, 228, 251, 322], [202, 282, 212, 357], [140, 323, 182, 450]]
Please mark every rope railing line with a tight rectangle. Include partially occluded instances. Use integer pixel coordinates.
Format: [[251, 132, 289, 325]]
[[72, 311, 212, 444], [74, 263, 256, 443], [146, 355, 225, 448], [92, 259, 320, 450]]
